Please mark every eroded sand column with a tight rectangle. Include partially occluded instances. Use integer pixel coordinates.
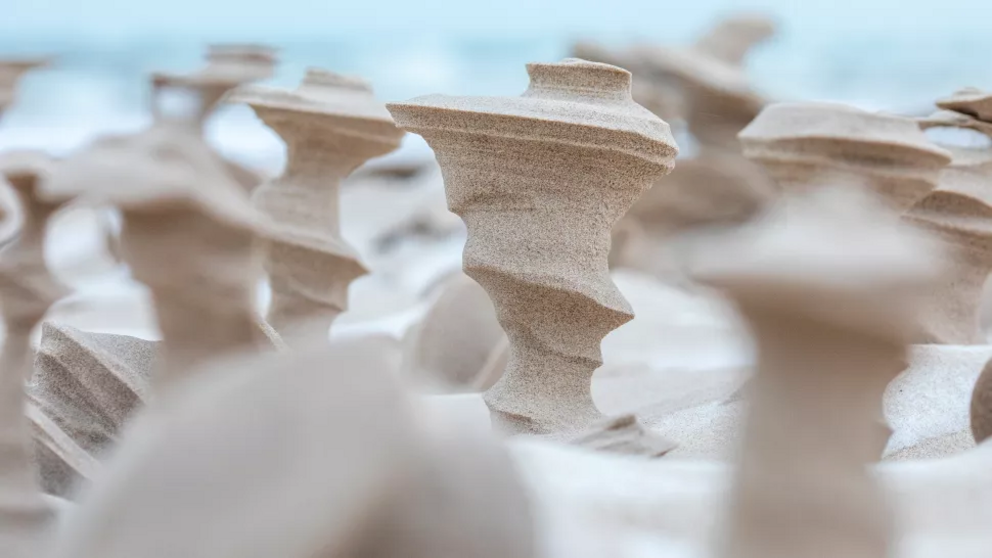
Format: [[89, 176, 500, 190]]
[[388, 59, 679, 436], [0, 153, 66, 558], [45, 126, 269, 390], [694, 188, 946, 558], [909, 91, 992, 345], [739, 101, 952, 211], [230, 69, 403, 341]]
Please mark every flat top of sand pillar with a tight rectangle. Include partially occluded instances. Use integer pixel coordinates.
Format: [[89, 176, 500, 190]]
[[228, 68, 403, 144], [387, 58, 678, 168], [740, 101, 952, 164]]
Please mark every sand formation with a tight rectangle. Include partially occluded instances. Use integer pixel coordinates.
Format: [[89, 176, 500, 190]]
[[695, 187, 945, 558], [151, 44, 277, 191], [3, 23, 992, 558], [0, 152, 65, 558], [909, 91, 992, 346], [19, 124, 282, 495], [388, 58, 679, 437], [576, 18, 777, 280], [34, 179, 992, 557], [573, 13, 775, 125], [230, 68, 403, 341], [0, 58, 49, 118], [151, 44, 276, 129], [46, 340, 535, 558], [915, 88, 992, 440], [44, 125, 271, 388]]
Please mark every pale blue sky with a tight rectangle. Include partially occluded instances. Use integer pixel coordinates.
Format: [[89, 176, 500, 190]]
[[3, 0, 991, 38]]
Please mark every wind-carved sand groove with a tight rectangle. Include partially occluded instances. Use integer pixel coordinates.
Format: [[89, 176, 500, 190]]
[[27, 323, 155, 497], [917, 89, 992, 436], [388, 59, 678, 437], [230, 69, 403, 340]]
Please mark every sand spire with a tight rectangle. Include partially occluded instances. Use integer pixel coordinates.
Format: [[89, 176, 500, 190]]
[[43, 125, 269, 390], [388, 58, 678, 436], [229, 68, 403, 342], [695, 187, 946, 558]]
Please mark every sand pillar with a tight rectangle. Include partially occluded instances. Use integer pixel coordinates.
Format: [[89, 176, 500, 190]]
[[231, 69, 402, 342], [389, 59, 679, 436], [0, 155, 66, 558]]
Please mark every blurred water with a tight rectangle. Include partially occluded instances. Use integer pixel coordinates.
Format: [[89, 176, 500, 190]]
[[2, 29, 992, 166]]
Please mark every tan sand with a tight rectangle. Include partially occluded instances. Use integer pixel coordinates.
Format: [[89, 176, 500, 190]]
[[402, 272, 506, 391], [387, 58, 679, 438], [150, 44, 277, 191], [28, 323, 155, 496], [47, 338, 534, 558], [229, 68, 403, 342], [0, 152, 65, 557], [43, 125, 272, 390], [739, 101, 952, 211], [0, 58, 50, 119], [693, 186, 947, 558], [906, 150, 992, 344], [972, 358, 992, 442]]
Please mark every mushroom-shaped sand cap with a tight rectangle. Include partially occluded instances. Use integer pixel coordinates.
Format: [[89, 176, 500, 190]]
[[388, 58, 678, 168], [41, 126, 262, 233], [692, 187, 947, 341], [739, 102, 952, 205], [228, 68, 403, 148], [152, 44, 277, 89], [937, 87, 992, 123]]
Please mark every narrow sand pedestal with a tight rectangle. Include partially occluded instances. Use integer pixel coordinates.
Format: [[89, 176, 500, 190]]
[[388, 58, 679, 439]]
